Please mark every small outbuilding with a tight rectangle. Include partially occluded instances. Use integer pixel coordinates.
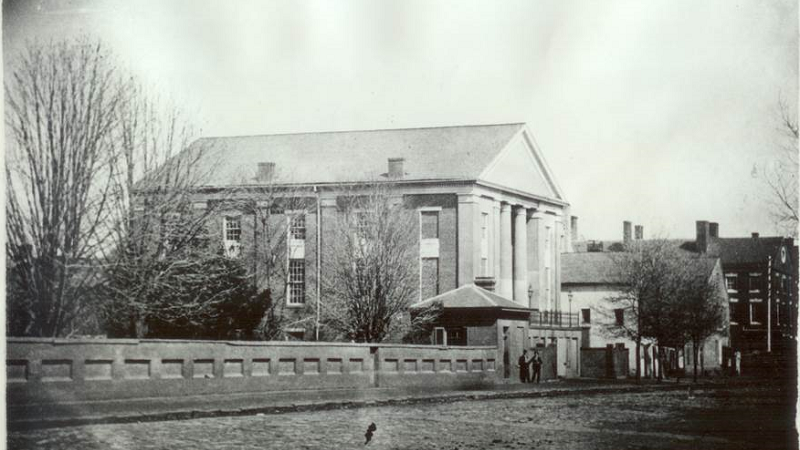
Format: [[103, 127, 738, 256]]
[[410, 284, 533, 379]]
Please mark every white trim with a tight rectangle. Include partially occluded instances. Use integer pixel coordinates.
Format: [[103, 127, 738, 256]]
[[433, 327, 447, 346], [475, 125, 566, 201], [749, 303, 761, 325], [418, 206, 442, 212]]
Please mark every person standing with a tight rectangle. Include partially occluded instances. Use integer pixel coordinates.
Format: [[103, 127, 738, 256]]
[[530, 350, 542, 383], [734, 350, 741, 376], [518, 350, 530, 383]]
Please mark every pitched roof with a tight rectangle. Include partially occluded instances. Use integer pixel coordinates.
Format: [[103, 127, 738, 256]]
[[561, 252, 621, 285], [562, 250, 720, 286], [188, 123, 526, 186], [704, 237, 787, 265], [409, 284, 530, 311]]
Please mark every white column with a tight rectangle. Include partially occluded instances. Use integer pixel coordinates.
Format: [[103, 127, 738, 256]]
[[554, 219, 563, 313], [493, 201, 501, 280], [457, 195, 479, 286], [499, 202, 513, 298], [513, 206, 529, 304], [528, 211, 545, 310]]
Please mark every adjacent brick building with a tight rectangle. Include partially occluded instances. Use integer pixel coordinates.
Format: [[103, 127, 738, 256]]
[[687, 221, 797, 356], [163, 123, 573, 341]]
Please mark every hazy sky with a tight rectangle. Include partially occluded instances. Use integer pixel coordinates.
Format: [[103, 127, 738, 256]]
[[4, 0, 798, 240]]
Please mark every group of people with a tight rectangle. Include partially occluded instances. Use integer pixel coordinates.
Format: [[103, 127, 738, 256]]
[[517, 349, 543, 383]]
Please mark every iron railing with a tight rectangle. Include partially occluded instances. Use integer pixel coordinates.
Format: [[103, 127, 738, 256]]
[[529, 310, 582, 328]]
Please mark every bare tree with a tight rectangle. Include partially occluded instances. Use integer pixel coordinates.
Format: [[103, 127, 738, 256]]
[[762, 97, 799, 238], [101, 112, 313, 339], [320, 183, 419, 342], [401, 301, 444, 344], [97, 82, 244, 338], [676, 257, 727, 383], [602, 239, 685, 381], [5, 39, 125, 337]]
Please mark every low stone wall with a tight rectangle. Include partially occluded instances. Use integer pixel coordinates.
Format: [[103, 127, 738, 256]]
[[580, 347, 629, 378], [7, 338, 500, 406], [375, 345, 497, 389]]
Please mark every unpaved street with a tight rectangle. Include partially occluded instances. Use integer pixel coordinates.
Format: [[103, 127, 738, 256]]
[[8, 383, 796, 450]]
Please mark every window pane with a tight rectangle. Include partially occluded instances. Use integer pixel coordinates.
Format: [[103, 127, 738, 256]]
[[288, 259, 305, 304], [225, 217, 241, 241], [290, 214, 306, 240], [421, 211, 439, 239], [448, 327, 467, 346]]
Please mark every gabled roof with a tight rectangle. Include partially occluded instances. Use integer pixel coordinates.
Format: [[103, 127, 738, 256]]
[[562, 251, 720, 286], [562, 252, 622, 285], [409, 284, 530, 311], [190, 123, 526, 186]]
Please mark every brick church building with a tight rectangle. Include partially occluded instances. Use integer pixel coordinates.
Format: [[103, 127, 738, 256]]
[[164, 123, 575, 344]]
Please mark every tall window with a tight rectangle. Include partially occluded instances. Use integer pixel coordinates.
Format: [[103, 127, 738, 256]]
[[224, 216, 242, 258], [725, 274, 737, 292], [420, 211, 439, 239], [290, 213, 306, 240], [614, 309, 624, 327], [749, 273, 762, 292], [355, 211, 369, 243], [288, 259, 305, 305], [162, 212, 181, 254], [581, 308, 591, 324], [749, 302, 762, 325]]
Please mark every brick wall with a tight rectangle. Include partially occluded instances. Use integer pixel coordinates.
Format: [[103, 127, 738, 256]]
[[405, 194, 458, 296]]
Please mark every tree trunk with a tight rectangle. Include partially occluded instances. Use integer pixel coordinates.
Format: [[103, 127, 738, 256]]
[[692, 341, 699, 383], [635, 338, 641, 383]]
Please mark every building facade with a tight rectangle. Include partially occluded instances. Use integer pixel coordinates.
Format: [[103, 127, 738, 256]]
[[690, 221, 797, 355], [561, 251, 729, 377], [161, 123, 573, 340]]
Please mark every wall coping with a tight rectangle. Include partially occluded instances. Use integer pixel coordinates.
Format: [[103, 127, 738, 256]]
[[7, 337, 496, 351]]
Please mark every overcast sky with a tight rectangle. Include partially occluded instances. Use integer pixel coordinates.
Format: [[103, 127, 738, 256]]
[[4, 0, 798, 240]]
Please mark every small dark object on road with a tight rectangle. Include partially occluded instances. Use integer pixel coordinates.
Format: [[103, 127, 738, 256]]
[[364, 422, 377, 445]]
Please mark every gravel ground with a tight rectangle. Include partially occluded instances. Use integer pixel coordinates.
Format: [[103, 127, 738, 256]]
[[8, 382, 796, 450]]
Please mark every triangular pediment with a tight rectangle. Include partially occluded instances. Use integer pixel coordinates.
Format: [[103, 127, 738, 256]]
[[478, 128, 564, 200]]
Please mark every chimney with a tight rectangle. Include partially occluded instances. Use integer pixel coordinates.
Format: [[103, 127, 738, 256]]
[[752, 232, 759, 239], [388, 157, 404, 179], [256, 162, 275, 183], [696, 220, 710, 253], [709, 222, 719, 238], [474, 276, 496, 292], [623, 221, 632, 244], [570, 216, 578, 242], [634, 225, 643, 240]]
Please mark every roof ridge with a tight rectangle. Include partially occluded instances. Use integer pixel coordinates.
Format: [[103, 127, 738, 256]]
[[472, 285, 498, 307], [197, 122, 526, 141]]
